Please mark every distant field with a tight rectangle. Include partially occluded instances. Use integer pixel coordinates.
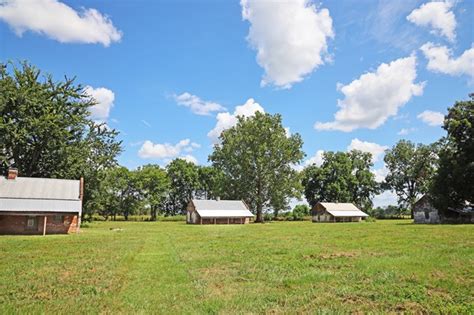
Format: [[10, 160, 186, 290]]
[[0, 220, 473, 314]]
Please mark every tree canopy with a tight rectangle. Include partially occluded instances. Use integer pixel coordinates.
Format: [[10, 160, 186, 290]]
[[0, 62, 122, 217], [164, 158, 200, 216], [431, 94, 474, 212], [383, 140, 437, 217], [210, 112, 304, 222], [302, 150, 378, 210]]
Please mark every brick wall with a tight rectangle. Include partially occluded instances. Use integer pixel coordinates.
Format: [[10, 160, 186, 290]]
[[0, 214, 79, 235]]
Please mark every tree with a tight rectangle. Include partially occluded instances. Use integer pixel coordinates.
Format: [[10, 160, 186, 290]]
[[210, 112, 304, 222], [99, 167, 140, 221], [0, 62, 122, 219], [195, 166, 224, 200], [302, 150, 378, 210], [431, 94, 474, 212], [164, 158, 200, 216], [383, 140, 437, 218], [292, 204, 310, 220], [136, 164, 170, 221]]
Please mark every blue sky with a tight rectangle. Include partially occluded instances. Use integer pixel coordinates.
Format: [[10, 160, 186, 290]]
[[1, 0, 473, 206]]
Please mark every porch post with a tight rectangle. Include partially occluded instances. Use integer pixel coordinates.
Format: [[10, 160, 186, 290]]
[[43, 216, 47, 236]]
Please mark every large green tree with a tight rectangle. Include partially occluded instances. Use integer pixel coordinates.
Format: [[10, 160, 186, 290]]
[[210, 112, 304, 222], [383, 140, 437, 217], [431, 94, 474, 212], [195, 165, 224, 200], [302, 150, 378, 210], [136, 164, 170, 221], [0, 62, 122, 218], [164, 158, 200, 216], [99, 167, 140, 221]]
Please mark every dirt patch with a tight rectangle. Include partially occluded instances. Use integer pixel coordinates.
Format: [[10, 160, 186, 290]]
[[393, 301, 429, 314], [304, 252, 359, 260]]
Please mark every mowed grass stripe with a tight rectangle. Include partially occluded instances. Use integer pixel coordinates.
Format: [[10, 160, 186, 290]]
[[0, 221, 473, 314]]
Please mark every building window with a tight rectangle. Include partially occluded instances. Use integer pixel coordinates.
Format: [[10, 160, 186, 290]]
[[424, 211, 430, 220], [26, 216, 37, 229], [53, 215, 64, 223]]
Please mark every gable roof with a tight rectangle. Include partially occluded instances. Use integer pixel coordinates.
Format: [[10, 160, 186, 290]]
[[191, 199, 254, 218], [318, 202, 368, 217], [0, 176, 82, 213]]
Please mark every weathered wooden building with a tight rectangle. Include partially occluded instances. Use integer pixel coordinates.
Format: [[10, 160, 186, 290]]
[[186, 199, 254, 224], [312, 202, 368, 222], [413, 195, 473, 224], [0, 169, 83, 235]]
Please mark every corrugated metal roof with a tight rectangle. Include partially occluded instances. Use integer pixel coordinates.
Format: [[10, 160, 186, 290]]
[[0, 177, 80, 200], [198, 210, 254, 218], [326, 210, 368, 217], [0, 198, 81, 212], [320, 202, 361, 211], [319, 202, 368, 217], [192, 199, 254, 218]]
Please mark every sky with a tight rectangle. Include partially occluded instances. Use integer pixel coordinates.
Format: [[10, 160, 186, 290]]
[[0, 0, 473, 207]]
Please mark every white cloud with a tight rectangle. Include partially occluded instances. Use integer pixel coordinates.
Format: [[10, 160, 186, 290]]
[[293, 150, 325, 171], [372, 165, 389, 183], [373, 190, 398, 207], [347, 139, 388, 163], [138, 139, 199, 159], [420, 42, 474, 78], [208, 98, 264, 143], [179, 154, 198, 165], [84, 86, 115, 120], [315, 55, 424, 132], [417, 110, 444, 126], [241, 0, 334, 88], [173, 92, 226, 116], [305, 150, 325, 167], [397, 127, 416, 135], [0, 0, 122, 46], [407, 0, 456, 42]]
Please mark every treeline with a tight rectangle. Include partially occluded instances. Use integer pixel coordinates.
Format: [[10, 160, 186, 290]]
[[94, 161, 223, 220], [1, 62, 472, 222]]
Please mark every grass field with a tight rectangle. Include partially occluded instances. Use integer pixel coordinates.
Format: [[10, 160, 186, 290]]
[[0, 220, 473, 314]]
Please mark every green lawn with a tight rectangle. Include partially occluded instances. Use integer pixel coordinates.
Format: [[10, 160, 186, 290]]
[[0, 220, 473, 314]]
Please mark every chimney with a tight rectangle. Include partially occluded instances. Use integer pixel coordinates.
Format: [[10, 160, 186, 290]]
[[79, 177, 84, 201], [7, 168, 18, 180]]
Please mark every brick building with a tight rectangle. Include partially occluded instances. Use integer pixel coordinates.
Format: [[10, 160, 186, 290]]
[[0, 169, 83, 235]]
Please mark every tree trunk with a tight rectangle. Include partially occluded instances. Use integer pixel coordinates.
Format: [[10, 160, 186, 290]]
[[150, 205, 157, 221], [255, 203, 264, 223]]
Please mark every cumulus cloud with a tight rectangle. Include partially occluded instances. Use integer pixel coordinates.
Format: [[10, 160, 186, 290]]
[[347, 139, 388, 163], [420, 42, 474, 78], [398, 127, 416, 135], [84, 86, 115, 120], [208, 98, 264, 143], [241, 0, 334, 88], [293, 150, 325, 171], [417, 110, 444, 126], [179, 154, 198, 165], [407, 0, 456, 42], [315, 55, 424, 132], [138, 139, 199, 159], [373, 190, 398, 207], [173, 92, 226, 116], [0, 0, 122, 46], [372, 165, 389, 183]]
